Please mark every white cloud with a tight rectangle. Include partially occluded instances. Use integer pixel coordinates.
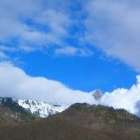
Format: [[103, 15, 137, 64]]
[[0, 0, 73, 55], [0, 0, 94, 57], [100, 78, 140, 116], [1, 0, 140, 61], [0, 62, 96, 105], [0, 0, 45, 55], [0, 0, 42, 38], [18, 9, 71, 50], [35, 9, 70, 36], [1, 62, 140, 116], [55, 46, 93, 56], [85, 0, 140, 71]]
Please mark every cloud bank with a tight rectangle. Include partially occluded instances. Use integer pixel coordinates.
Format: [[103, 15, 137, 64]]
[[0, 62, 95, 105], [0, 62, 140, 116], [86, 0, 140, 71], [99, 77, 140, 116], [0, 0, 90, 57], [1, 0, 140, 71]]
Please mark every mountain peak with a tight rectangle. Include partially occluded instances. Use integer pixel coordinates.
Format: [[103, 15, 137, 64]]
[[18, 99, 68, 118], [92, 90, 103, 100]]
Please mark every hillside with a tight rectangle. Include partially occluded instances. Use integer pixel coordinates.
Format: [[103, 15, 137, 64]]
[[0, 103, 140, 140], [0, 97, 36, 125]]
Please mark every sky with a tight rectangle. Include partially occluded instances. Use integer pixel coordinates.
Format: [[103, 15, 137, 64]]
[[0, 0, 140, 116]]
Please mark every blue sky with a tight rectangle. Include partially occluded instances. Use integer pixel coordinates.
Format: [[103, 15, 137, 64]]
[[14, 48, 137, 92], [0, 0, 139, 92]]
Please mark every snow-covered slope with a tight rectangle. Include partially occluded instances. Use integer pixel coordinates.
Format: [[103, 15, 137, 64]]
[[18, 100, 68, 118]]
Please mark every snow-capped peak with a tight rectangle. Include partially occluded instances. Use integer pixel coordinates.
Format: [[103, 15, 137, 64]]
[[18, 99, 68, 118]]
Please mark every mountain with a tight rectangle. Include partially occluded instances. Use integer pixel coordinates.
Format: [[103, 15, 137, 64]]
[[60, 103, 140, 129], [92, 90, 103, 100], [17, 90, 103, 117], [0, 97, 68, 119], [0, 103, 140, 140], [17, 99, 68, 118], [0, 97, 35, 125]]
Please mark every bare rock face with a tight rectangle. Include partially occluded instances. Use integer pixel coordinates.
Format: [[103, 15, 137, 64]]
[[92, 90, 103, 100]]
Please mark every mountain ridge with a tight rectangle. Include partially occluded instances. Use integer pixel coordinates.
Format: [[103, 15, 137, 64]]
[[0, 97, 36, 125], [0, 102, 140, 140], [17, 99, 68, 118]]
